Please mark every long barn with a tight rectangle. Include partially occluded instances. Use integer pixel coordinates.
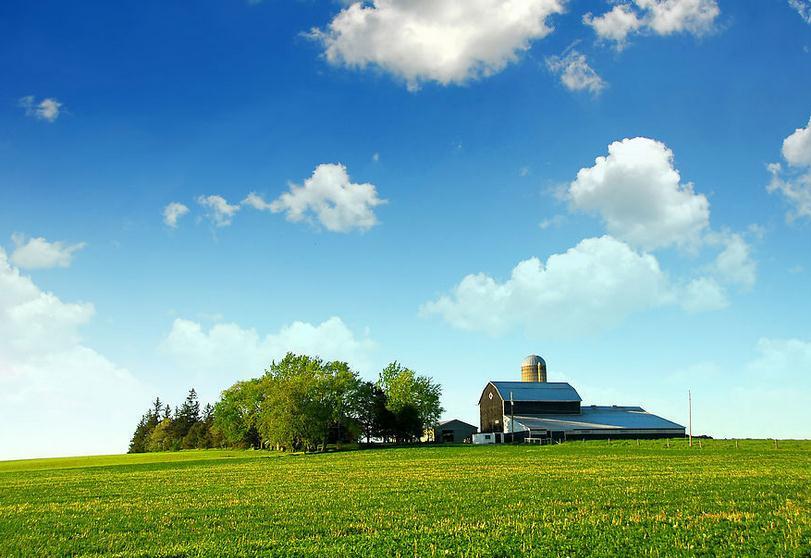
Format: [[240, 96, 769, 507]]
[[475, 355, 685, 443]]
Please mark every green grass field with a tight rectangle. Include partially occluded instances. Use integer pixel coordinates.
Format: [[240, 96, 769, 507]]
[[1, 439, 809, 557]]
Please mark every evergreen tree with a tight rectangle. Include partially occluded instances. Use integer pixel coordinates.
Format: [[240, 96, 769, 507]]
[[128, 397, 164, 453], [128, 413, 150, 453], [150, 397, 163, 427], [175, 388, 201, 439]]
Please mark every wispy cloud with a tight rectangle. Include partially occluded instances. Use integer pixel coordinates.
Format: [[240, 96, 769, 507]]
[[19, 95, 63, 122]]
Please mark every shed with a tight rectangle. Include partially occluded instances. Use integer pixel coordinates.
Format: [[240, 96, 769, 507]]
[[432, 419, 478, 443]]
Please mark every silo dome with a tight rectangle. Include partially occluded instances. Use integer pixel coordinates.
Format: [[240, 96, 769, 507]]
[[521, 354, 547, 382], [522, 354, 546, 367]]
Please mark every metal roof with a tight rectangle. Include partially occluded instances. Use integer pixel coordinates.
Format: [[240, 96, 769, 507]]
[[522, 354, 546, 366], [435, 419, 477, 429], [512, 406, 684, 432], [489, 381, 582, 402]]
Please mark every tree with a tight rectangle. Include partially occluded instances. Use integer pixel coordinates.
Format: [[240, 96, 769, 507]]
[[128, 414, 150, 453], [377, 362, 443, 440], [182, 421, 208, 449], [393, 404, 422, 443], [128, 397, 163, 453], [175, 388, 201, 439], [355, 382, 397, 443], [214, 378, 264, 448], [146, 418, 177, 452], [258, 353, 362, 452]]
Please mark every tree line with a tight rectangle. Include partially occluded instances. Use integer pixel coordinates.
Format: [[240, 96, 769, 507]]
[[129, 353, 443, 453]]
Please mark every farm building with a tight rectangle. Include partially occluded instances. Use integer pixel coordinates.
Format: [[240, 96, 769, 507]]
[[432, 419, 477, 443], [474, 355, 685, 443]]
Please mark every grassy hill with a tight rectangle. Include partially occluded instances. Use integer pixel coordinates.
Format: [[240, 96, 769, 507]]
[[1, 439, 809, 557]]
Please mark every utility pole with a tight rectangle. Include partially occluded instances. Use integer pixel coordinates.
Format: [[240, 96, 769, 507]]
[[688, 389, 693, 448], [510, 391, 514, 443]]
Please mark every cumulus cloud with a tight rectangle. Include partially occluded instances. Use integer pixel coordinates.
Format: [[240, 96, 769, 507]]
[[767, 116, 811, 222], [19, 95, 63, 122], [310, 0, 566, 90], [242, 192, 274, 211], [422, 135, 760, 336], [162, 202, 190, 228], [679, 276, 727, 313], [421, 234, 742, 336], [545, 49, 606, 94], [0, 249, 146, 459], [789, 0, 811, 24], [706, 231, 757, 289], [782, 116, 811, 167], [161, 316, 376, 389], [584, 0, 720, 49], [421, 236, 675, 337], [268, 163, 386, 232], [9, 233, 86, 269], [197, 195, 241, 227], [582, 5, 642, 48], [568, 137, 710, 251]]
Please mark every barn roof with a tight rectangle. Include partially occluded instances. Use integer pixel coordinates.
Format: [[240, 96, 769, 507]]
[[489, 381, 582, 402], [512, 406, 684, 432], [435, 419, 477, 429]]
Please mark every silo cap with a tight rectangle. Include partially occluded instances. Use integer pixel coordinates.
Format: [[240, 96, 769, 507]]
[[522, 354, 546, 367]]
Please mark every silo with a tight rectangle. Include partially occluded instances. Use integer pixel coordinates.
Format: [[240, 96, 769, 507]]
[[521, 355, 547, 382]]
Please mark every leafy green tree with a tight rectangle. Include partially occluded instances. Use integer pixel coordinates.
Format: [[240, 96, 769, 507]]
[[355, 382, 396, 443], [377, 362, 443, 439], [146, 418, 177, 452], [182, 421, 208, 449], [213, 378, 264, 448], [393, 404, 422, 443], [258, 353, 362, 452]]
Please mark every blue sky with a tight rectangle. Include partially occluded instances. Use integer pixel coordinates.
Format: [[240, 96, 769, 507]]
[[1, 0, 810, 459]]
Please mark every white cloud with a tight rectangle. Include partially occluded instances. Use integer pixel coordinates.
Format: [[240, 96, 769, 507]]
[[0, 249, 147, 460], [707, 231, 757, 289], [782, 116, 811, 167], [545, 49, 606, 94], [9, 233, 86, 269], [585, 0, 720, 48], [269, 163, 386, 232], [162, 202, 190, 228], [768, 164, 811, 222], [680, 276, 727, 313], [538, 214, 566, 230], [161, 316, 376, 390], [19, 95, 63, 122], [421, 235, 675, 337], [768, 116, 811, 222], [789, 0, 811, 24], [582, 4, 642, 49], [310, 0, 566, 90], [197, 195, 241, 227], [423, 135, 760, 336], [568, 137, 710, 251], [638, 0, 719, 35], [241, 192, 274, 211]]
